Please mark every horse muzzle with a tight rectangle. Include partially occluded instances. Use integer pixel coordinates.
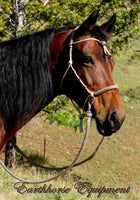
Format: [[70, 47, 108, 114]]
[[95, 109, 125, 136]]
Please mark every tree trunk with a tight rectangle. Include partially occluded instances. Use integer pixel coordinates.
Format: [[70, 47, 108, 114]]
[[16, 0, 26, 33], [5, 134, 17, 168]]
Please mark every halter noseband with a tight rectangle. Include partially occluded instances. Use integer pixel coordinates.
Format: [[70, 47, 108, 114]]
[[60, 27, 119, 104]]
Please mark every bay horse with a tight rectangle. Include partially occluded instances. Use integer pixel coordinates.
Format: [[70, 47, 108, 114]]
[[0, 10, 125, 156]]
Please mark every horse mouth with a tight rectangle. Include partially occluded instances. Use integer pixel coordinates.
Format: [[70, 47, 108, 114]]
[[95, 112, 125, 136], [95, 118, 118, 137], [96, 124, 116, 136]]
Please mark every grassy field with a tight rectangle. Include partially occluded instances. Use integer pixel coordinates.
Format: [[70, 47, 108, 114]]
[[0, 40, 140, 200]]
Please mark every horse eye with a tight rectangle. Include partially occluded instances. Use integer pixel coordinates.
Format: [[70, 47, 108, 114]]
[[83, 55, 95, 66]]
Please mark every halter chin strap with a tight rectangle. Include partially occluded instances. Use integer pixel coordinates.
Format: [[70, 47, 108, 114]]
[[60, 26, 119, 102]]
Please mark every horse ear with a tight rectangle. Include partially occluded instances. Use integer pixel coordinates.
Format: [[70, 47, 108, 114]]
[[101, 14, 116, 33], [75, 10, 100, 36]]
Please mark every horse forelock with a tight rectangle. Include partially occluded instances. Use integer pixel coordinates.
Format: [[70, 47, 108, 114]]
[[90, 25, 110, 42]]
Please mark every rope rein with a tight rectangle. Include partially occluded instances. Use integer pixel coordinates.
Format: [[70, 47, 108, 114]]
[[0, 102, 101, 184]]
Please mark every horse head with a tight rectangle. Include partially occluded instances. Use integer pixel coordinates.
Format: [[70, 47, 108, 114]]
[[51, 10, 125, 136]]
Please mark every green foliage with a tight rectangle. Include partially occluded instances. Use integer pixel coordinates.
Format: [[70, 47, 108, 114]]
[[1, 0, 140, 43], [0, 1, 16, 39], [43, 96, 81, 131], [0, 0, 139, 48], [111, 3, 140, 52]]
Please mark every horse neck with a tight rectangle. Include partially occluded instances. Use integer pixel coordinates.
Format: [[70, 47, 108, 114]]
[[50, 29, 73, 96]]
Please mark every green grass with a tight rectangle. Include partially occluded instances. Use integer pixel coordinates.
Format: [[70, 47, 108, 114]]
[[0, 40, 140, 200]]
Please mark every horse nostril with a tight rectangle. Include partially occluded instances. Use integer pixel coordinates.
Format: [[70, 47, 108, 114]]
[[109, 110, 119, 129]]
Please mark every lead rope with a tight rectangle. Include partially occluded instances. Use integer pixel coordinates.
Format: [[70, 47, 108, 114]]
[[0, 101, 99, 184], [1, 97, 104, 172], [71, 99, 85, 132], [71, 93, 94, 132], [0, 97, 104, 172]]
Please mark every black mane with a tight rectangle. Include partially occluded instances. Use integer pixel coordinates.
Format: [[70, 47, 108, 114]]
[[0, 28, 55, 132]]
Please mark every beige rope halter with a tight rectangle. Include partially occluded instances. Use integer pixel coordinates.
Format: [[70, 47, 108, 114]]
[[60, 26, 119, 101]]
